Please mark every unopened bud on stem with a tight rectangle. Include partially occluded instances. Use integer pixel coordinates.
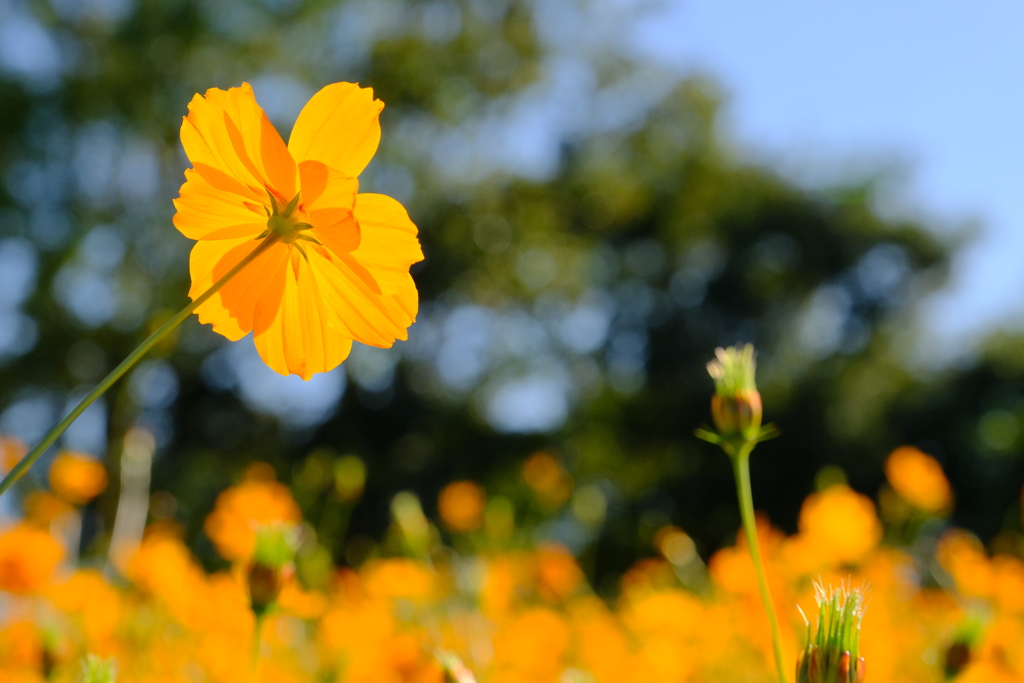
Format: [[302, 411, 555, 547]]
[[706, 345, 763, 442], [247, 524, 297, 618], [943, 615, 984, 679], [697, 343, 785, 683]]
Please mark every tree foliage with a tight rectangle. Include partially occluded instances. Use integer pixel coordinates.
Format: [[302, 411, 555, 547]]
[[1, 0, 1019, 585]]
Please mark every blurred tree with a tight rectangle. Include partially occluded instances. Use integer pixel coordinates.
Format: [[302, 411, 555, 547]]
[[0, 0, 1019, 587]]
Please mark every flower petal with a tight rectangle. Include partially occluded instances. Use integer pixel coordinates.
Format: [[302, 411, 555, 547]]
[[181, 83, 296, 204], [189, 237, 290, 341], [173, 168, 266, 240], [314, 213, 362, 263], [191, 162, 265, 204], [304, 245, 418, 348], [253, 250, 353, 379], [298, 160, 359, 211], [297, 159, 361, 254], [349, 193, 424, 295], [288, 83, 383, 178]]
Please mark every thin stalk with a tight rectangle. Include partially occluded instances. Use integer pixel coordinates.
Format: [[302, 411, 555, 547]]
[[732, 445, 788, 683], [0, 236, 280, 498], [250, 613, 264, 681]]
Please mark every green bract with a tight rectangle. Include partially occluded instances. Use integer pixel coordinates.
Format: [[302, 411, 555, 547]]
[[80, 654, 118, 683], [797, 581, 867, 683]]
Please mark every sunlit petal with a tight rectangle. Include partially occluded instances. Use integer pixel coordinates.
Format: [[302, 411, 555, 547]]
[[253, 251, 353, 379], [189, 237, 290, 341], [180, 82, 295, 204], [298, 160, 361, 253], [288, 82, 383, 177], [173, 168, 266, 240], [307, 245, 417, 348], [350, 193, 424, 295]]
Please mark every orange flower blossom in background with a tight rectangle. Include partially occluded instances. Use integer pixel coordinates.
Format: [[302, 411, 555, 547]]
[[0, 433, 27, 474], [437, 480, 486, 532], [203, 469, 302, 563], [173, 82, 423, 379], [885, 445, 953, 513], [0, 524, 64, 594], [48, 451, 108, 506]]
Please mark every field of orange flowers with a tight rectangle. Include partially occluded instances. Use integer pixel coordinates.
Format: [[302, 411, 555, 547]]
[[0, 433, 1021, 683]]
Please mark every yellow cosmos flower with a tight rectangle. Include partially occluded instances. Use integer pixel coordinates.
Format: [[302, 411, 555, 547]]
[[173, 82, 423, 379]]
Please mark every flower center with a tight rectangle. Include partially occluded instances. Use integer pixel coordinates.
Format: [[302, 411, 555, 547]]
[[267, 214, 302, 244], [258, 191, 321, 260]]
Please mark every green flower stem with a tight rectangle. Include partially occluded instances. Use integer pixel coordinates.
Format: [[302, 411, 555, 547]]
[[250, 613, 264, 681], [732, 443, 788, 683], [0, 236, 281, 498]]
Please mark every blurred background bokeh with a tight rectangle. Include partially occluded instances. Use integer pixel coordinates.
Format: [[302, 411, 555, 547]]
[[1, 0, 1023, 589]]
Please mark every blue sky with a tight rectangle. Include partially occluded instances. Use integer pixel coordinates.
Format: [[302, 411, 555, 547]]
[[633, 1, 1024, 360]]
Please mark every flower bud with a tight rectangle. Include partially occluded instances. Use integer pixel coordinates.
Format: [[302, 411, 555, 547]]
[[796, 581, 867, 683], [944, 642, 970, 678], [943, 616, 984, 679], [247, 524, 297, 617], [706, 345, 763, 441]]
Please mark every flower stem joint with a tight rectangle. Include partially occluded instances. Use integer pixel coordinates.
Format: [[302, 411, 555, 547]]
[[797, 581, 867, 683]]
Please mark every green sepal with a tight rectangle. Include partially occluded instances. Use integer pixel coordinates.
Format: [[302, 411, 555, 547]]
[[283, 192, 301, 218], [694, 427, 723, 446]]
